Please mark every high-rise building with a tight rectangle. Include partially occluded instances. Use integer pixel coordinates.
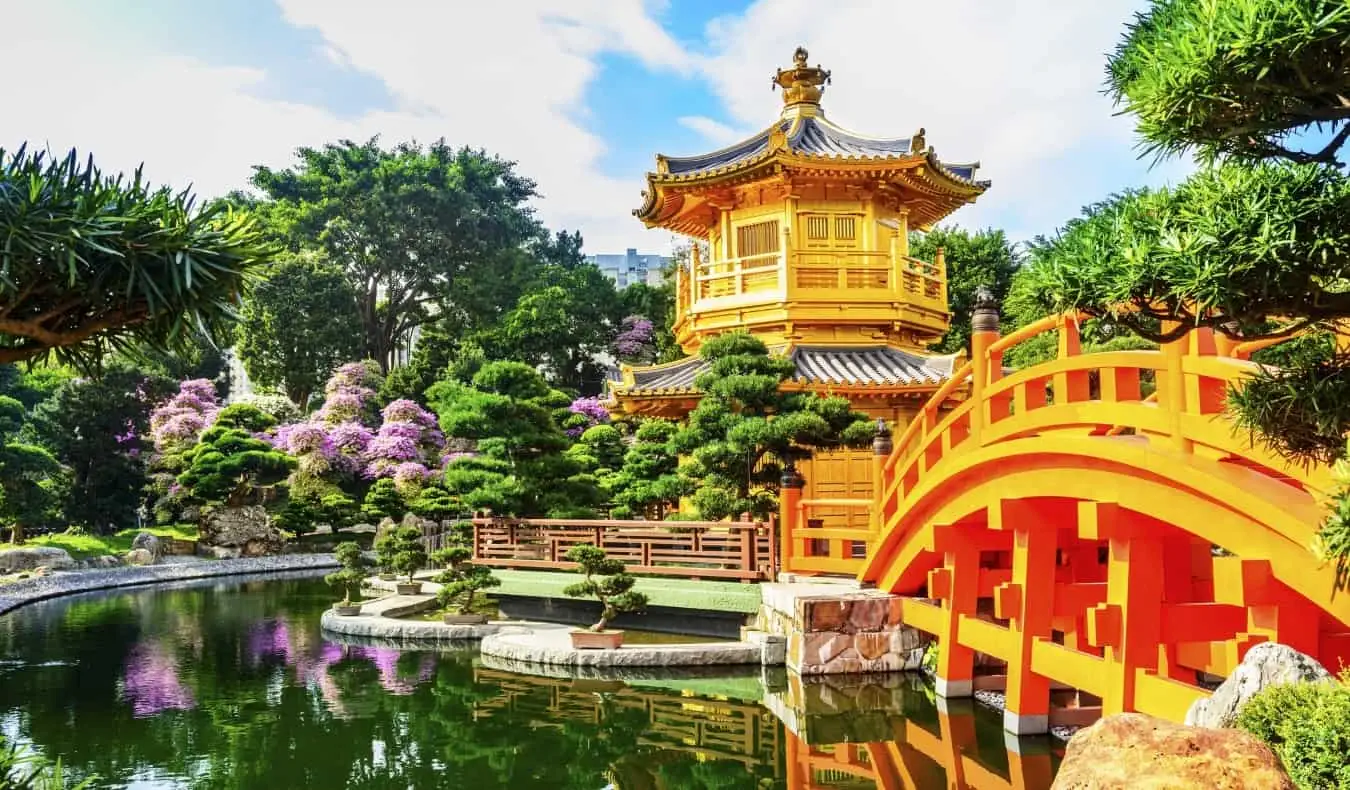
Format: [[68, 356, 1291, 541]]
[[586, 248, 671, 288]]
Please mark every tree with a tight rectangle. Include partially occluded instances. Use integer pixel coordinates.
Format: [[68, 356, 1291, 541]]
[[236, 253, 362, 408], [373, 525, 427, 584], [0, 396, 64, 542], [911, 227, 1021, 354], [671, 333, 874, 520], [325, 541, 370, 607], [246, 138, 546, 371], [0, 146, 271, 368], [609, 419, 687, 520], [431, 531, 501, 615], [177, 418, 295, 509], [562, 544, 648, 632], [1107, 0, 1350, 166], [429, 361, 603, 517], [24, 369, 173, 534]]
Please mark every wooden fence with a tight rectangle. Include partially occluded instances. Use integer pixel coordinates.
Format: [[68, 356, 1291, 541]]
[[471, 517, 777, 581]]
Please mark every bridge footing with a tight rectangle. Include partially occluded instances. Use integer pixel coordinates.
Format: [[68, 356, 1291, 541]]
[[757, 582, 929, 674]]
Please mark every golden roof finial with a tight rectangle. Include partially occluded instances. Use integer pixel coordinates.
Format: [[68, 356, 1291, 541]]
[[774, 46, 830, 108]]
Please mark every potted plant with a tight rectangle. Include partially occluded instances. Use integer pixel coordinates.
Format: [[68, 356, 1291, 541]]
[[379, 525, 428, 595], [431, 544, 501, 624], [563, 544, 648, 649], [325, 541, 369, 616]]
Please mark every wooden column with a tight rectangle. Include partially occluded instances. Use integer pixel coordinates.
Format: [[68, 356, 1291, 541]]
[[994, 500, 1057, 735], [870, 420, 892, 537], [930, 525, 981, 697], [779, 465, 805, 577]]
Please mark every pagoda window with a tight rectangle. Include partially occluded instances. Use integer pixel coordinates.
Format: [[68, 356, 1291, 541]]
[[734, 219, 781, 261], [800, 212, 861, 249]]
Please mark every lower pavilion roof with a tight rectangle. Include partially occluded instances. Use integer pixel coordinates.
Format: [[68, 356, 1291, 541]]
[[613, 345, 959, 397]]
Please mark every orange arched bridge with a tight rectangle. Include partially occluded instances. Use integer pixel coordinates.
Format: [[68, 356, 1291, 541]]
[[782, 314, 1348, 733]]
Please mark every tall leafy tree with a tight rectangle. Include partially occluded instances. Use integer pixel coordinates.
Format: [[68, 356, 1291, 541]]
[[0, 396, 64, 542], [236, 253, 362, 407], [246, 138, 546, 371], [911, 227, 1021, 354], [24, 369, 173, 534], [0, 146, 271, 368], [671, 333, 874, 520]]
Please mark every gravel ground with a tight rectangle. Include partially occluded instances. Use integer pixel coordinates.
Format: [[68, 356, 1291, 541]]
[[0, 554, 338, 616]]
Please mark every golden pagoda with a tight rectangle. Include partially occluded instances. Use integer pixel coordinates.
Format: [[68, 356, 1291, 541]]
[[611, 47, 988, 523]]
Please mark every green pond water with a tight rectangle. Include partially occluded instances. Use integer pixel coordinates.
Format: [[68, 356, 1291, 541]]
[[0, 574, 1060, 789]]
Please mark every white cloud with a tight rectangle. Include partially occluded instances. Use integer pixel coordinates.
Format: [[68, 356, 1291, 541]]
[[0, 0, 688, 254], [693, 0, 1193, 242], [677, 116, 745, 146]]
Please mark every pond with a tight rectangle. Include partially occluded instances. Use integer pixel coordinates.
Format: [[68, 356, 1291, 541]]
[[0, 575, 1061, 789]]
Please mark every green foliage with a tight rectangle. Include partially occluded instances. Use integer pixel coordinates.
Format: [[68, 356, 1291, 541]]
[[1316, 445, 1350, 591], [0, 365, 76, 413], [408, 483, 460, 523], [430, 361, 603, 517], [565, 425, 626, 478], [177, 426, 294, 509], [213, 403, 276, 433], [246, 138, 545, 371], [0, 146, 271, 369], [0, 396, 64, 543], [230, 394, 301, 425], [0, 732, 94, 790], [361, 478, 406, 523], [1237, 673, 1350, 790], [562, 543, 648, 631], [373, 525, 427, 583], [671, 333, 873, 520], [236, 253, 362, 408], [911, 227, 1021, 354], [1229, 354, 1350, 467], [1108, 0, 1350, 166], [609, 419, 687, 520], [21, 369, 172, 535], [275, 476, 357, 536], [324, 541, 370, 606]]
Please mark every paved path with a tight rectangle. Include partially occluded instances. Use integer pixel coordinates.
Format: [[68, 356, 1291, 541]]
[[0, 554, 338, 615], [480, 625, 774, 669]]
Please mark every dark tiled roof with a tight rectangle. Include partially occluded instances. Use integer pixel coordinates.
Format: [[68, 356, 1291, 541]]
[[617, 346, 957, 395], [660, 114, 983, 186]]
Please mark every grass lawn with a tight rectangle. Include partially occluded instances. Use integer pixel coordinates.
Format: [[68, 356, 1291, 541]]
[[0, 525, 198, 560]]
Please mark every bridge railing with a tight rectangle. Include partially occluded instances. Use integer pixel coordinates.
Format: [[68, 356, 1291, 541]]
[[471, 516, 777, 581]]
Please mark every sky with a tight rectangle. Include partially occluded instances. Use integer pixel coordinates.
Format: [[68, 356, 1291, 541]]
[[0, 0, 1195, 256]]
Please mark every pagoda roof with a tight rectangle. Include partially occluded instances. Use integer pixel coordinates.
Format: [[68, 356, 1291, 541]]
[[657, 113, 984, 185], [612, 345, 959, 398]]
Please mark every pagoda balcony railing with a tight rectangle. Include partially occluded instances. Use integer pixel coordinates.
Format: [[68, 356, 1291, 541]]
[[687, 249, 946, 311]]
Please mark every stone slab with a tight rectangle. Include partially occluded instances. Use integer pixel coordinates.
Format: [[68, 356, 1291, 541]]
[[479, 627, 768, 669], [359, 594, 439, 619], [320, 608, 514, 643]]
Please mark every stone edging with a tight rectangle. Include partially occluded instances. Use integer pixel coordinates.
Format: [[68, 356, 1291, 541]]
[[319, 609, 512, 643], [0, 555, 339, 616], [479, 628, 775, 669]]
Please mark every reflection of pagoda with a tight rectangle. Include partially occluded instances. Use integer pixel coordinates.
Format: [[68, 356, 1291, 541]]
[[611, 48, 988, 525]]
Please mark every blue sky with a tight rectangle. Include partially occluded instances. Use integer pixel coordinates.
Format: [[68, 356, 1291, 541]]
[[1, 0, 1187, 255]]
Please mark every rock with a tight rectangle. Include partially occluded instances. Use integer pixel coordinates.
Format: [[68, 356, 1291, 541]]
[[1185, 642, 1333, 728], [130, 531, 164, 559], [199, 506, 284, 557], [1052, 713, 1294, 789], [0, 547, 75, 572], [376, 517, 396, 537], [124, 548, 157, 566]]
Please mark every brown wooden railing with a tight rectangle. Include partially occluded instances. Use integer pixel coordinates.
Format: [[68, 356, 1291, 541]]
[[472, 517, 777, 581]]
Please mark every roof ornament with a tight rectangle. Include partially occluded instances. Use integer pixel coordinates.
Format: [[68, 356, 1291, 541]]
[[910, 127, 926, 154], [773, 46, 831, 107], [971, 285, 1001, 334]]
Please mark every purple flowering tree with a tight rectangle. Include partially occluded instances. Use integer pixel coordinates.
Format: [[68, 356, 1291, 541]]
[[146, 379, 222, 523], [563, 396, 611, 438], [614, 315, 657, 364], [366, 399, 445, 496]]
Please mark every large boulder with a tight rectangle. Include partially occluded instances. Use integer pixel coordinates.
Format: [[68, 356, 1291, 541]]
[[199, 506, 284, 557], [1185, 642, 1333, 729], [130, 531, 164, 559], [0, 546, 75, 572], [1052, 713, 1294, 789], [124, 548, 157, 566]]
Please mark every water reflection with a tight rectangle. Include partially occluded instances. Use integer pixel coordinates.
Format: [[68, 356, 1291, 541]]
[[0, 576, 1061, 789]]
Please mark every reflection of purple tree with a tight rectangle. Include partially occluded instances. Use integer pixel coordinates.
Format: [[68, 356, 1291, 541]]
[[121, 641, 196, 718], [246, 619, 294, 666]]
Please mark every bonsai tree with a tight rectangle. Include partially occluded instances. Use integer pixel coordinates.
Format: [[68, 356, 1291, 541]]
[[362, 477, 407, 522], [177, 408, 295, 510], [563, 544, 648, 632], [324, 541, 370, 607], [431, 543, 501, 615], [374, 525, 428, 584]]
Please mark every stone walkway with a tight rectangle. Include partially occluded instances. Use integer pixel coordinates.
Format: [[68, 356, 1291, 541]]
[[479, 626, 780, 669], [0, 554, 339, 616]]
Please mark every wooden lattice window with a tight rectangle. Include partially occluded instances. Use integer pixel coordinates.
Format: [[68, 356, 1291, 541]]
[[735, 219, 780, 258], [834, 216, 856, 241], [805, 215, 830, 241]]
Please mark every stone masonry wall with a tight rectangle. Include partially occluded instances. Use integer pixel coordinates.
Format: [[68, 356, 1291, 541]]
[[758, 584, 929, 675]]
